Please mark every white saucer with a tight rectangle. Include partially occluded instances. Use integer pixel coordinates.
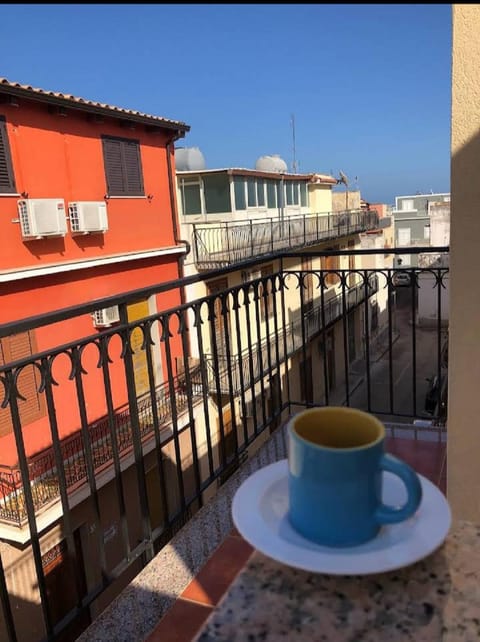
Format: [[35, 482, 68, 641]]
[[232, 459, 451, 575]]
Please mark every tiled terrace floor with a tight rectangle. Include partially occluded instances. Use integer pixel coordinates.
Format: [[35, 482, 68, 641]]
[[146, 435, 447, 642]]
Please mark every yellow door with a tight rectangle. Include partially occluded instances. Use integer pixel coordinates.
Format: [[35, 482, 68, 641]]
[[127, 299, 150, 396]]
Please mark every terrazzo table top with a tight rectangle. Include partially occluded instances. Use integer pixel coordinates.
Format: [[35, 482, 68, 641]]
[[194, 520, 480, 642]]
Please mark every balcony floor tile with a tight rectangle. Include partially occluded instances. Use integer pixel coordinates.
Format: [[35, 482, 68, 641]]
[[181, 535, 254, 606], [145, 599, 212, 642]]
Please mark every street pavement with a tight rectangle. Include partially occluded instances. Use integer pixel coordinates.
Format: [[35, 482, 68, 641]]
[[340, 288, 447, 424]]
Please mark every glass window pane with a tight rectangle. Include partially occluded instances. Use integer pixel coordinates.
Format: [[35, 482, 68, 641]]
[[267, 180, 277, 208], [257, 179, 265, 207], [234, 177, 246, 210], [300, 182, 308, 207], [247, 178, 257, 207], [398, 228, 411, 246], [181, 182, 201, 215], [277, 182, 283, 208], [293, 182, 299, 205], [203, 174, 231, 214], [286, 181, 293, 206]]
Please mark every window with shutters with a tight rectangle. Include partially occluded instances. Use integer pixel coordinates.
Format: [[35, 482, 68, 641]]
[[321, 246, 340, 287], [101, 135, 144, 196], [301, 257, 314, 314], [259, 264, 274, 322], [207, 278, 230, 356], [0, 116, 16, 194], [0, 331, 45, 437]]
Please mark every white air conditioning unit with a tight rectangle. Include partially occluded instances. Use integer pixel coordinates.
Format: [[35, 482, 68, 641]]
[[92, 306, 120, 328], [69, 201, 109, 234], [17, 199, 67, 239]]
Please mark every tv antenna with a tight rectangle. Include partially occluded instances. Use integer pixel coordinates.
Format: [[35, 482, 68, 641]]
[[291, 113, 297, 173]]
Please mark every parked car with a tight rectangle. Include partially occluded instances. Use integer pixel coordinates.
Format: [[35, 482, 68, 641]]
[[392, 270, 411, 287]]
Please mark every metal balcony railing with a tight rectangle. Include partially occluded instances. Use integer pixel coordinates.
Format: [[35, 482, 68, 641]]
[[204, 274, 379, 395], [193, 209, 380, 268], [0, 367, 203, 526], [0, 247, 448, 642]]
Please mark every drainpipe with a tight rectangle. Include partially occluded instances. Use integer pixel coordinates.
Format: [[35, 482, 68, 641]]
[[166, 132, 191, 307]]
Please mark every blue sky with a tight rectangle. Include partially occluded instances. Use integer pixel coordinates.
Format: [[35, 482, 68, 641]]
[[1, 4, 451, 204]]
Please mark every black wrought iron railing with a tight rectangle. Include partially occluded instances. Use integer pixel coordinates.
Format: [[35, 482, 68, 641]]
[[0, 247, 448, 642], [193, 209, 380, 268], [204, 273, 379, 395], [0, 366, 203, 526]]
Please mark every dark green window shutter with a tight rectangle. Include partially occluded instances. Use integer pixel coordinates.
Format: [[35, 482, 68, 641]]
[[123, 140, 144, 195], [102, 137, 125, 194], [0, 117, 16, 193], [102, 135, 144, 196]]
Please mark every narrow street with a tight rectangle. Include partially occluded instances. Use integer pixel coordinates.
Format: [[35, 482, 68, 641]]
[[346, 287, 447, 423]]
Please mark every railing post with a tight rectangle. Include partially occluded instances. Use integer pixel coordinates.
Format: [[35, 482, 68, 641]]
[[118, 303, 154, 562], [225, 221, 231, 261], [193, 224, 199, 263], [250, 219, 254, 256], [271, 218, 274, 253], [303, 214, 306, 245]]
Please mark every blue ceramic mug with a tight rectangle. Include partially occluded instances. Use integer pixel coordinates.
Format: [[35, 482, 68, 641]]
[[288, 406, 423, 547]]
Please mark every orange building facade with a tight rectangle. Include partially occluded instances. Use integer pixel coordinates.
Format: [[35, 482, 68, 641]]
[[0, 79, 189, 464]]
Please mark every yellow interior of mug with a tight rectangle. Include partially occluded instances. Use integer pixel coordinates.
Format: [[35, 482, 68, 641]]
[[292, 407, 385, 449]]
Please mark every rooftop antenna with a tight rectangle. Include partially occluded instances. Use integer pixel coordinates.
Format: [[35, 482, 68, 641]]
[[291, 113, 297, 173], [338, 170, 350, 210]]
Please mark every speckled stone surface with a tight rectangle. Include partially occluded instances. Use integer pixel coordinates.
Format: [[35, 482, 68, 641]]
[[193, 521, 480, 642]]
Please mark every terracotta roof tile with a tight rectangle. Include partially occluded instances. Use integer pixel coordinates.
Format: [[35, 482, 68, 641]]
[[0, 77, 189, 131]]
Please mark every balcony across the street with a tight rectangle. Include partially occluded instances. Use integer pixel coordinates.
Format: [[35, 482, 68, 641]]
[[193, 209, 379, 269]]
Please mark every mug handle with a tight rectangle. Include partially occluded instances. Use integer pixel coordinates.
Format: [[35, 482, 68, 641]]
[[375, 453, 423, 525]]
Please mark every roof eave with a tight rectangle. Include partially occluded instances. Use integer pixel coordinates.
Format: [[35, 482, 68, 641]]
[[0, 84, 190, 133]]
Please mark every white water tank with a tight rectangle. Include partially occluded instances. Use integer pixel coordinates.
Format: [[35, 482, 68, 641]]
[[255, 154, 288, 173], [175, 147, 206, 171]]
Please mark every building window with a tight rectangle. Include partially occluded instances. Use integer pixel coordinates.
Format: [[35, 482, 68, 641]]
[[286, 181, 300, 206], [256, 179, 265, 207], [207, 278, 230, 356], [322, 246, 340, 287], [234, 177, 246, 210], [0, 331, 45, 436], [247, 178, 257, 207], [397, 228, 411, 246], [285, 181, 294, 205], [102, 136, 144, 196], [0, 117, 16, 193], [300, 183, 308, 207], [260, 264, 274, 322], [203, 174, 231, 214], [401, 199, 414, 211], [266, 180, 277, 209], [179, 180, 201, 215]]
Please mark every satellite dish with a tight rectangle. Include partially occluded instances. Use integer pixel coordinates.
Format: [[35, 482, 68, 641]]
[[338, 170, 349, 187], [338, 170, 350, 211]]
